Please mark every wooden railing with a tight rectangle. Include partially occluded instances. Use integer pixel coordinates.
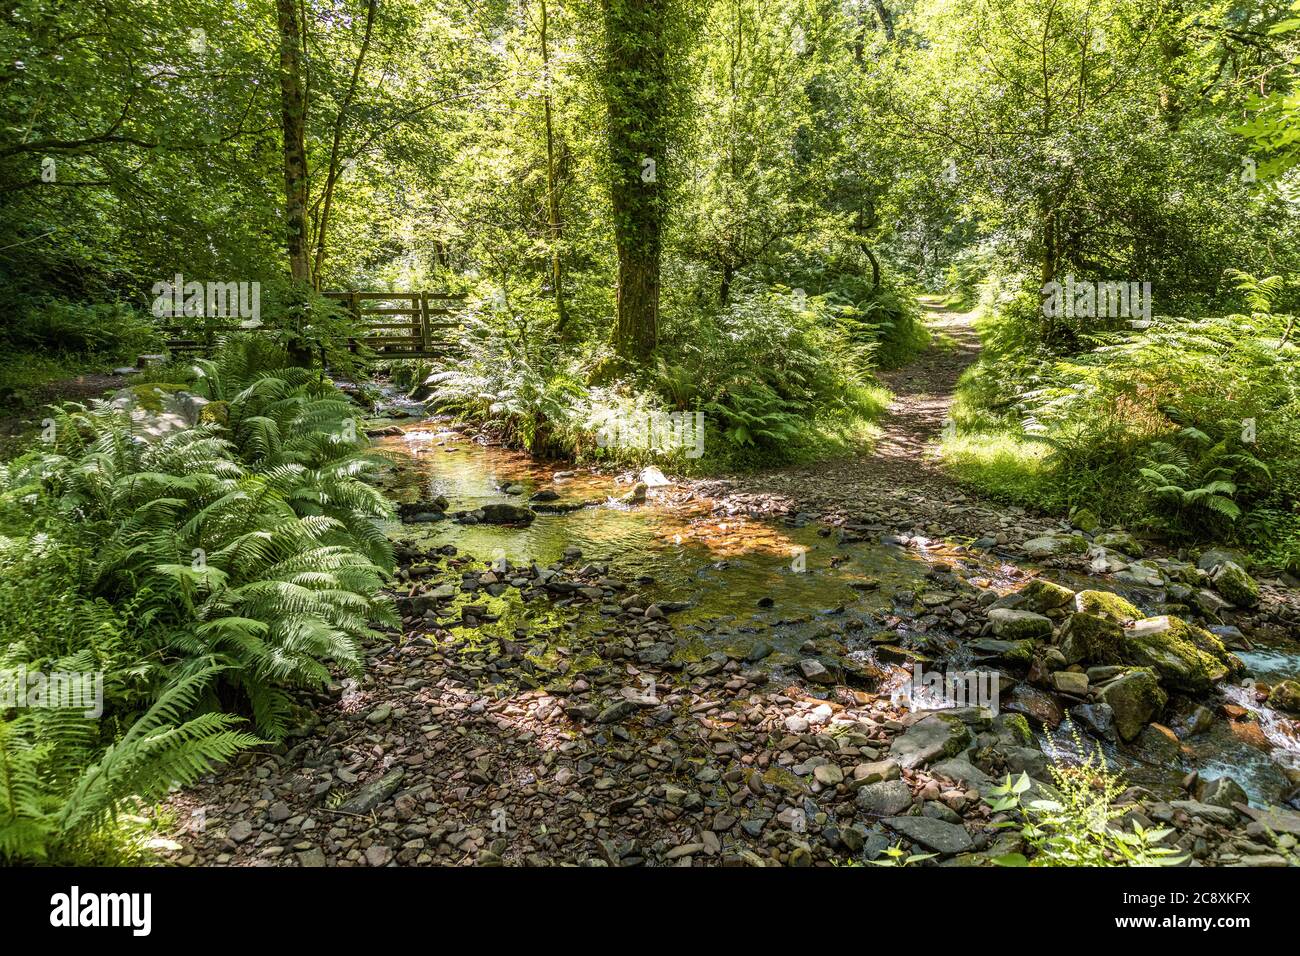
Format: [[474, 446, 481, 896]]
[[161, 291, 466, 359]]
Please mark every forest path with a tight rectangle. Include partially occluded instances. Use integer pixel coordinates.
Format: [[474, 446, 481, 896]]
[[866, 296, 982, 476], [692, 297, 1053, 540]]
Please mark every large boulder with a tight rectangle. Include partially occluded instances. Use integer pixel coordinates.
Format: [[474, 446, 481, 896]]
[[1210, 561, 1259, 608], [1097, 668, 1167, 742], [1122, 615, 1241, 693]]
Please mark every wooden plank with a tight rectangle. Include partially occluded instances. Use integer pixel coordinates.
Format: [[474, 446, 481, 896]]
[[322, 291, 468, 301]]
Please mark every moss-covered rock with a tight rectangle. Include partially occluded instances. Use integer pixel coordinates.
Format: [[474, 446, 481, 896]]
[[987, 607, 1054, 641], [1058, 612, 1124, 665], [1269, 679, 1300, 715], [1071, 507, 1100, 532], [1074, 589, 1142, 624], [1210, 560, 1259, 608], [992, 712, 1035, 748], [1092, 531, 1143, 557], [1098, 668, 1167, 742], [1122, 615, 1240, 693], [1016, 578, 1075, 613]]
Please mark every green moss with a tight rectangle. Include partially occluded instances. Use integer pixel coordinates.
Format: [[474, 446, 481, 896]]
[[126, 382, 187, 412], [1123, 615, 1237, 693], [1074, 589, 1142, 624], [994, 712, 1034, 747], [199, 400, 229, 426], [763, 766, 808, 795], [1269, 680, 1300, 715], [1059, 612, 1124, 665], [1017, 578, 1075, 613]]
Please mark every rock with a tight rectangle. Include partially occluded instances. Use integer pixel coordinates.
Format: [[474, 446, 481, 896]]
[[1179, 705, 1215, 738], [1268, 680, 1300, 715], [1197, 547, 1246, 572], [365, 703, 392, 724], [1058, 612, 1124, 665], [1093, 531, 1143, 556], [1197, 776, 1248, 810], [364, 844, 394, 867], [1098, 669, 1166, 742], [987, 608, 1053, 641], [1234, 803, 1300, 836], [930, 757, 994, 792], [1124, 616, 1238, 693], [1135, 723, 1182, 764], [339, 769, 405, 814], [1071, 508, 1100, 532], [1074, 589, 1142, 624], [1051, 671, 1089, 696], [623, 482, 648, 504], [1015, 579, 1075, 613], [478, 503, 535, 525], [226, 821, 253, 844], [529, 489, 560, 502], [813, 764, 844, 786], [1005, 684, 1064, 728], [639, 466, 671, 487], [798, 658, 834, 685], [969, 638, 1034, 663], [1210, 561, 1259, 607], [852, 759, 901, 785], [882, 816, 974, 855], [397, 498, 448, 521], [596, 699, 639, 723], [267, 801, 292, 823], [855, 779, 914, 816], [1022, 535, 1083, 558], [1069, 702, 1116, 741], [784, 715, 810, 733], [108, 386, 211, 443], [296, 848, 326, 867], [889, 713, 973, 770], [1169, 800, 1239, 826], [1116, 560, 1164, 588]]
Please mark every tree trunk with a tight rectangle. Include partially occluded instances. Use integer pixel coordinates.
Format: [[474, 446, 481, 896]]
[[600, 0, 670, 362], [276, 0, 311, 286], [540, 0, 568, 332]]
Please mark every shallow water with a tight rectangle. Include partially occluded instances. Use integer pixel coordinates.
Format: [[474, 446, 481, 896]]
[[369, 402, 1300, 806]]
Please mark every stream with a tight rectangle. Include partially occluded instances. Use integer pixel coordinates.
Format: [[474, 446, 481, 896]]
[[365, 395, 1300, 809]]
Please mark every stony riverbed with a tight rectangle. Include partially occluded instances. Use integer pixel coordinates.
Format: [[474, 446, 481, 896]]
[[157, 404, 1300, 867]]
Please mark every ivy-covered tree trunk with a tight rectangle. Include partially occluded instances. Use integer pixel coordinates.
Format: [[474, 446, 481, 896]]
[[599, 0, 673, 362], [276, 0, 311, 285]]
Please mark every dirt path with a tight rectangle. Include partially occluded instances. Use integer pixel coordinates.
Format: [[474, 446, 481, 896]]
[[696, 298, 1054, 542]]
